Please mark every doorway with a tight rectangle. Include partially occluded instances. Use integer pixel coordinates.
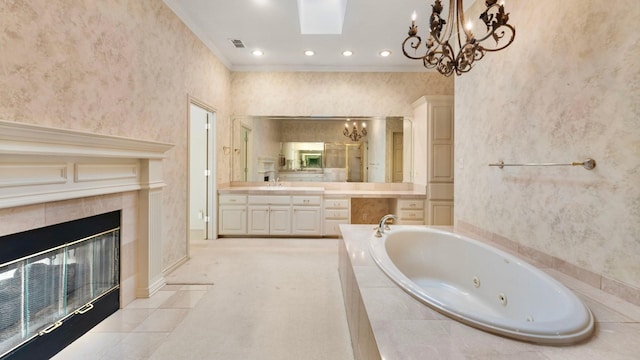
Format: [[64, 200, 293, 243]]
[[240, 125, 251, 181], [346, 143, 363, 182], [188, 100, 216, 244], [392, 131, 403, 182]]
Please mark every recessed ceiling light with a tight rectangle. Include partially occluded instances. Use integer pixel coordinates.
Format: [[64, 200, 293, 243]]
[[252, 50, 264, 56], [304, 50, 315, 56], [379, 50, 392, 57], [342, 50, 353, 57]]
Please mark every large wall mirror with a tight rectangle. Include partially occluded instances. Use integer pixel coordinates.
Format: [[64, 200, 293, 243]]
[[231, 116, 413, 183]]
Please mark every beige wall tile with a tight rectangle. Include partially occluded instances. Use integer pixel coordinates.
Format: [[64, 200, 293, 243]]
[[0, 204, 45, 237]]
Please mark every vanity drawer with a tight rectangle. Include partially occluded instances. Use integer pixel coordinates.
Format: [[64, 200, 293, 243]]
[[219, 194, 247, 205], [292, 196, 322, 206], [248, 195, 291, 205], [397, 199, 425, 210], [324, 198, 349, 209], [398, 210, 424, 221], [324, 209, 349, 220]]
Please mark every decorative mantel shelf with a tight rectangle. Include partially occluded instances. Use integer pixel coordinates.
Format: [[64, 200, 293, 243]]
[[0, 120, 173, 209], [0, 120, 174, 298]]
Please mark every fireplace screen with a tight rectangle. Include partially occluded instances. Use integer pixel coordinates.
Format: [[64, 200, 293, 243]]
[[0, 228, 119, 357]]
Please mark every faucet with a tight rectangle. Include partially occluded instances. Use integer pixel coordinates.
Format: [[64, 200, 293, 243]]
[[375, 214, 397, 237]]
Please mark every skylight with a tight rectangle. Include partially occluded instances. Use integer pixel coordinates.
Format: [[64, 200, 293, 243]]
[[297, 0, 348, 34]]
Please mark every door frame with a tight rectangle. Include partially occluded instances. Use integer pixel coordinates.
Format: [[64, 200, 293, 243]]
[[187, 96, 217, 256]]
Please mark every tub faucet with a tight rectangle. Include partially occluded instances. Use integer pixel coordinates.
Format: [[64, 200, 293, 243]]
[[375, 214, 397, 237]]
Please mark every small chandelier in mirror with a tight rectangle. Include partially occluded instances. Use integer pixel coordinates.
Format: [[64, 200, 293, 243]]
[[402, 0, 515, 76], [343, 121, 367, 142]]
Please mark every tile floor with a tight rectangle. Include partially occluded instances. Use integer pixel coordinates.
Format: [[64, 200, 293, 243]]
[[54, 239, 354, 360], [50, 234, 640, 360]]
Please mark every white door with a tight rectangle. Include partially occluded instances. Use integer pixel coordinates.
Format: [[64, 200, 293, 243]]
[[189, 103, 216, 241]]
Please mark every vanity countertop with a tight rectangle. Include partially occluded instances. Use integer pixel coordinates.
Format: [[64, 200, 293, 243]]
[[278, 169, 324, 173], [217, 186, 325, 195], [323, 189, 426, 198], [218, 186, 426, 198]]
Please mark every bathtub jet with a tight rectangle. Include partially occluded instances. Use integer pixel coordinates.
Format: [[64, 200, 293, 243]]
[[369, 226, 595, 345]]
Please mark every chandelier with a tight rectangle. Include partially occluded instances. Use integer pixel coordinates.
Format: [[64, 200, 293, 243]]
[[343, 121, 367, 142], [402, 0, 515, 76]]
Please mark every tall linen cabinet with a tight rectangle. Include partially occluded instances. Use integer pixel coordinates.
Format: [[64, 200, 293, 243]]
[[412, 96, 454, 225]]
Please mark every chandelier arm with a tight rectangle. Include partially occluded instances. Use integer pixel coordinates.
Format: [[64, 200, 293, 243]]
[[455, 0, 470, 52], [473, 2, 515, 50], [453, 42, 482, 74], [425, 0, 454, 50], [474, 25, 516, 52], [402, 36, 429, 60], [443, 0, 456, 43]]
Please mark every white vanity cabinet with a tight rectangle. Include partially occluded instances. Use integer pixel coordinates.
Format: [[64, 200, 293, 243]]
[[218, 194, 247, 235], [247, 195, 292, 235], [291, 195, 322, 235], [323, 197, 350, 236], [392, 198, 425, 225]]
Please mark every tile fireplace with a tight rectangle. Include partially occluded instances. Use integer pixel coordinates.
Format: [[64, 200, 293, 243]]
[[0, 211, 120, 359], [0, 120, 173, 356]]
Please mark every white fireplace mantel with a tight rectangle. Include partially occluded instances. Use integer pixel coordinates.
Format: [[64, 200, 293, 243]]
[[0, 120, 173, 208], [0, 120, 174, 298]]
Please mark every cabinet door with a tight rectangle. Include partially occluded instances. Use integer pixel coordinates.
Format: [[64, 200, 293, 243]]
[[292, 207, 321, 235], [219, 206, 247, 235], [248, 206, 270, 235], [269, 206, 291, 235], [429, 201, 453, 225]]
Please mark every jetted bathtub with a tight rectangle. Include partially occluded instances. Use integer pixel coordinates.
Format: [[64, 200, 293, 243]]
[[369, 226, 595, 345]]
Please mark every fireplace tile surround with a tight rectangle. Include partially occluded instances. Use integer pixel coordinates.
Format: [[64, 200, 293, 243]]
[[0, 193, 137, 307], [0, 120, 173, 308]]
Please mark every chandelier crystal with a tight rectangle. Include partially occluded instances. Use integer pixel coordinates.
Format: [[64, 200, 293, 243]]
[[402, 0, 515, 76], [343, 121, 367, 142]]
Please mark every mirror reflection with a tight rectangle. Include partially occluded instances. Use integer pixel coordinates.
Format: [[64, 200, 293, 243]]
[[231, 116, 412, 183]]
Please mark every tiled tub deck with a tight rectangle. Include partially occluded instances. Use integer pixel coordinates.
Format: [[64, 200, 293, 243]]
[[338, 225, 640, 360]]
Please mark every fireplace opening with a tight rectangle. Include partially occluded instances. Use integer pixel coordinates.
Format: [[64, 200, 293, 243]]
[[0, 211, 120, 360]]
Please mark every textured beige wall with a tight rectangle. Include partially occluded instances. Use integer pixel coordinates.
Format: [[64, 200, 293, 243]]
[[0, 0, 232, 270], [231, 72, 453, 117], [455, 0, 640, 288]]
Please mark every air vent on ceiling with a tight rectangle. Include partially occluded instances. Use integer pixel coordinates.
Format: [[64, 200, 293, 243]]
[[230, 39, 245, 48]]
